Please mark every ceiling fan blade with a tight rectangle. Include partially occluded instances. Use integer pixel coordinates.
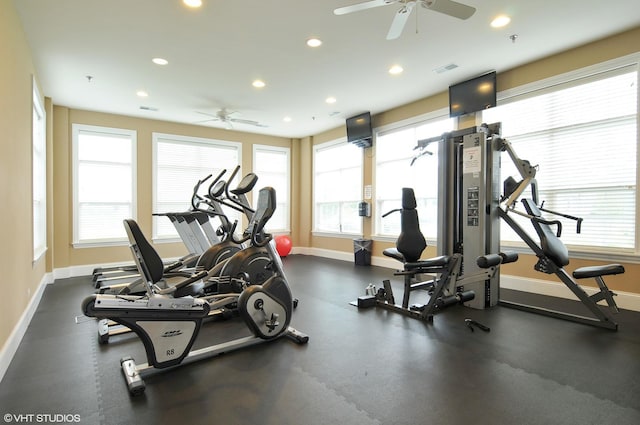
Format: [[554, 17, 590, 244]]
[[196, 111, 217, 118], [421, 0, 475, 20], [386, 1, 415, 40], [334, 0, 396, 15]]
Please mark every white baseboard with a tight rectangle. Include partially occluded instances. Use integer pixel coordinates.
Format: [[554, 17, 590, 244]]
[[5, 248, 635, 383], [291, 247, 399, 269], [53, 260, 137, 280], [501, 274, 640, 312], [294, 247, 640, 312], [0, 272, 53, 383]]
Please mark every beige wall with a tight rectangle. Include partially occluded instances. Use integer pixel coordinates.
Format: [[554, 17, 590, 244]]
[[0, 0, 48, 357], [2, 0, 639, 357], [306, 27, 640, 295], [51, 108, 295, 269]]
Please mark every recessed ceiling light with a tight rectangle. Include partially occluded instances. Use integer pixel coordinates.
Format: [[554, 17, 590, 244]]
[[152, 57, 168, 65], [389, 65, 404, 75], [136, 90, 149, 97], [325, 96, 337, 104], [283, 116, 292, 122], [183, 0, 202, 8], [491, 15, 511, 28], [306, 38, 322, 47], [252, 79, 266, 88]]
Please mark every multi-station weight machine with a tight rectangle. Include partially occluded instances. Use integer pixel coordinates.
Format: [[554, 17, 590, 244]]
[[357, 123, 514, 323], [434, 122, 503, 310], [362, 122, 624, 330]]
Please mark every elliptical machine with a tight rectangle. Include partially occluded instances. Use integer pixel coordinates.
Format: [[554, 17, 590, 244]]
[[95, 168, 288, 343], [193, 166, 277, 292], [82, 186, 308, 395]]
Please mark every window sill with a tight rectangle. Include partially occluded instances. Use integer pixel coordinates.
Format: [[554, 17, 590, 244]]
[[72, 240, 129, 249], [312, 231, 363, 240]]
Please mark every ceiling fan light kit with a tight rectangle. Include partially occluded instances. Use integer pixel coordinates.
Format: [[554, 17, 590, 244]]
[[195, 108, 267, 129]]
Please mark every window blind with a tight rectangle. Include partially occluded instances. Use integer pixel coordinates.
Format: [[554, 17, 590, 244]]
[[73, 125, 136, 245], [313, 141, 363, 234], [253, 145, 290, 232], [484, 68, 638, 251], [32, 83, 46, 260], [152, 133, 241, 240], [375, 117, 453, 238]]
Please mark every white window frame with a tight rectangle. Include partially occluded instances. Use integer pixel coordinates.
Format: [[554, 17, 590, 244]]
[[312, 138, 364, 237], [32, 77, 47, 262], [483, 53, 640, 260], [72, 124, 137, 247], [152, 133, 242, 242], [373, 110, 454, 242], [252, 144, 291, 233]]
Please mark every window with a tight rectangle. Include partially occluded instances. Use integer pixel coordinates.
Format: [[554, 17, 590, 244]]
[[313, 140, 363, 235], [253, 145, 290, 232], [374, 114, 454, 239], [72, 124, 136, 246], [152, 133, 241, 241], [32, 79, 46, 261], [484, 61, 638, 253]]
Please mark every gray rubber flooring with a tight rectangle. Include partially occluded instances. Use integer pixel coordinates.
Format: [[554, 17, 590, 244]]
[[1, 254, 639, 425]]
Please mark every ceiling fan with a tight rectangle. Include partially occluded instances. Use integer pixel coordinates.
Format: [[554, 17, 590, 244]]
[[195, 108, 267, 129], [334, 0, 476, 40]]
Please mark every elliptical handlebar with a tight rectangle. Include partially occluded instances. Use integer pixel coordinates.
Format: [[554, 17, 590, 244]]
[[206, 169, 227, 199], [224, 165, 257, 214], [190, 174, 213, 211], [226, 220, 272, 247]]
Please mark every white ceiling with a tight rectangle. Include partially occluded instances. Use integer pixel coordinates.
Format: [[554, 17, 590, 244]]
[[14, 0, 640, 139]]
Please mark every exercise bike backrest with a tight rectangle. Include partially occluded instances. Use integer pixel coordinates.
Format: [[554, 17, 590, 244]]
[[123, 219, 166, 289], [521, 198, 569, 267], [383, 188, 427, 263]]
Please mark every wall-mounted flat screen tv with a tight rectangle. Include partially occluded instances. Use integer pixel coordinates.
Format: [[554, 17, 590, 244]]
[[449, 71, 497, 118], [346, 112, 373, 148]]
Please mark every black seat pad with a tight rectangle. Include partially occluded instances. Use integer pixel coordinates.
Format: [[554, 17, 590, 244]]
[[404, 255, 450, 272], [383, 247, 404, 262], [573, 264, 625, 279]]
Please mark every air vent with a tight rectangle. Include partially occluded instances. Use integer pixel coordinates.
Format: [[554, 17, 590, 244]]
[[433, 63, 459, 74], [139, 106, 158, 111]]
